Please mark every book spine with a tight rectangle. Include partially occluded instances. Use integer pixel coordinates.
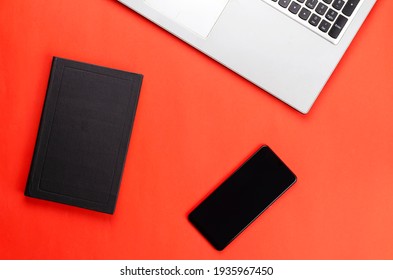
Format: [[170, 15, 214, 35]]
[[25, 57, 59, 196]]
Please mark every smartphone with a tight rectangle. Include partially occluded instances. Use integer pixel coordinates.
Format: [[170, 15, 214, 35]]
[[188, 145, 297, 250]]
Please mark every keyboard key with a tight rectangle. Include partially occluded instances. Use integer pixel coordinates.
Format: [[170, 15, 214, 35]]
[[315, 3, 328, 15], [278, 0, 291, 8], [326, 8, 338, 21], [342, 0, 360, 17], [299, 7, 312, 20], [328, 14, 348, 38], [319, 19, 331, 32], [309, 14, 321, 26], [332, 0, 345, 10], [305, 0, 319, 9], [265, 0, 356, 43], [289, 2, 302, 14]]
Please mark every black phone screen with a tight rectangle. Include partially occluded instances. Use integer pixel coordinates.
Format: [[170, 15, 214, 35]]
[[188, 145, 296, 250]]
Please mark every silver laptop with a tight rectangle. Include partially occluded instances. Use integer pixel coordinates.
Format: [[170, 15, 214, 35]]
[[117, 0, 376, 113]]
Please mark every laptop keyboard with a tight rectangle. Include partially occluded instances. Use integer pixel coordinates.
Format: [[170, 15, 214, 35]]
[[263, 0, 363, 44]]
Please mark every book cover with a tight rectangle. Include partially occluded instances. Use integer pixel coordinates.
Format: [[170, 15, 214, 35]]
[[25, 57, 143, 214]]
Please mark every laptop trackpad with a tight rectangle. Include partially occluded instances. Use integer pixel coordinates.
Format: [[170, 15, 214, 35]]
[[144, 0, 229, 38]]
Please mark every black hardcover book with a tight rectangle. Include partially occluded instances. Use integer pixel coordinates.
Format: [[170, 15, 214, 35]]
[[25, 57, 143, 214]]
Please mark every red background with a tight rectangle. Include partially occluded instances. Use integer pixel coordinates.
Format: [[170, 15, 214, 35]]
[[1, 0, 392, 259]]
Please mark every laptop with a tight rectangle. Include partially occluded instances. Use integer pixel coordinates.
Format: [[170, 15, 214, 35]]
[[117, 0, 376, 113]]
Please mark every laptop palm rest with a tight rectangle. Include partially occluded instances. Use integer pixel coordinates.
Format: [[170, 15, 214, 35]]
[[144, 0, 229, 38]]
